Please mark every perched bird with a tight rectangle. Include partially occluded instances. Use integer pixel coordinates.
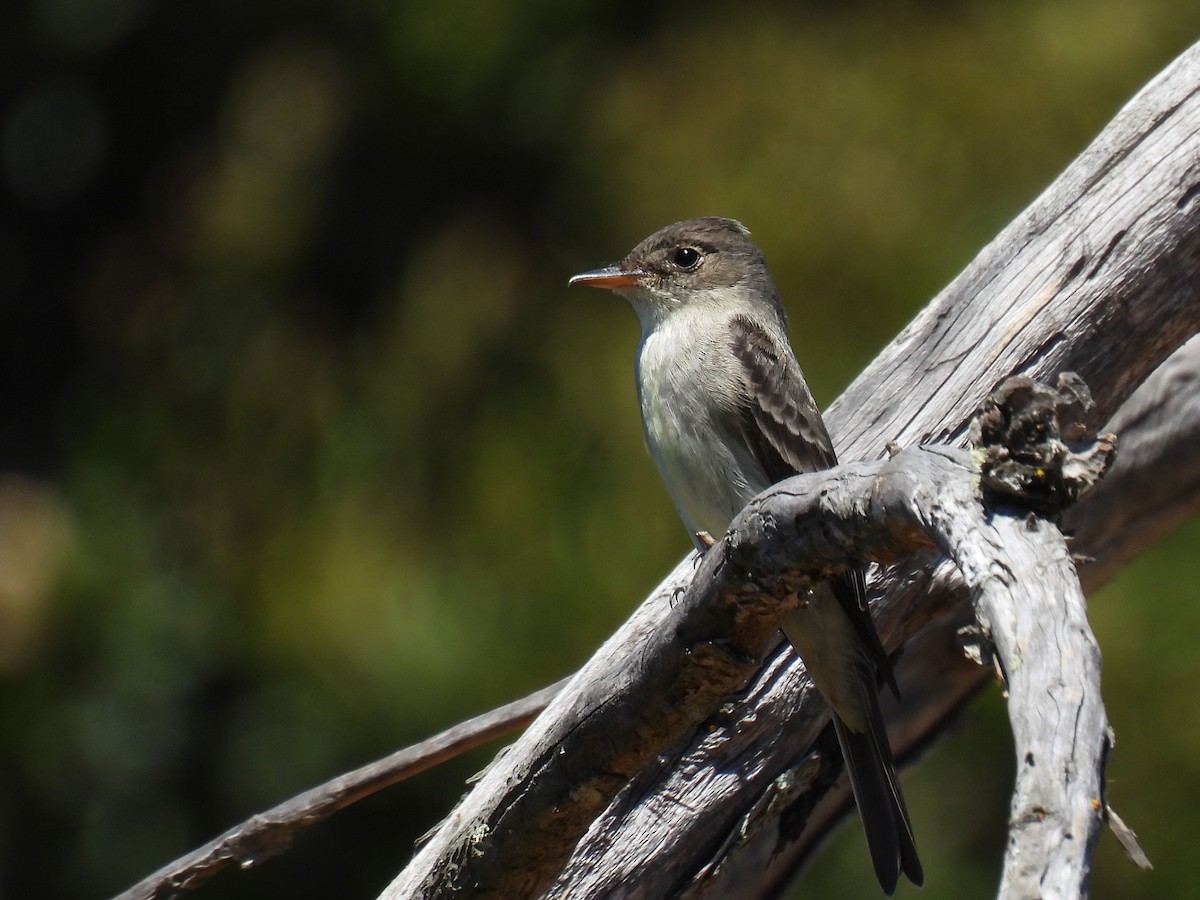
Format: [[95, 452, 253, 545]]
[[570, 217, 922, 894]]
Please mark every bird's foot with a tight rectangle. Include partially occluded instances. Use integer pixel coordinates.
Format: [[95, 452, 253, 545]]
[[690, 532, 716, 569]]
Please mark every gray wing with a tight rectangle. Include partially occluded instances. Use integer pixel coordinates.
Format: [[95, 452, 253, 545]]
[[727, 314, 837, 480], [728, 314, 898, 696]]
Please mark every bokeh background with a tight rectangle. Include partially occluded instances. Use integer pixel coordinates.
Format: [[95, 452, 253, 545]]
[[2, 1, 1199, 897]]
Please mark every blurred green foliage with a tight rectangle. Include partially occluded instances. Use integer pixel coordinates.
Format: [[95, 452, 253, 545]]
[[0, 0, 1198, 897]]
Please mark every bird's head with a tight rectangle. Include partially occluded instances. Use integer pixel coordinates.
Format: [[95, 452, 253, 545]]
[[569, 217, 782, 328]]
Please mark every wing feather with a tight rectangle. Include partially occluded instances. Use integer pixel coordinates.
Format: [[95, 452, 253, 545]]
[[728, 314, 898, 696]]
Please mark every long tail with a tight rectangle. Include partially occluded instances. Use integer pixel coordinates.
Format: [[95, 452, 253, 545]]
[[832, 692, 923, 895]]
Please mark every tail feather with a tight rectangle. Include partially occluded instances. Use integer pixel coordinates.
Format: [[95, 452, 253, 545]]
[[832, 696, 923, 895], [780, 587, 921, 893]]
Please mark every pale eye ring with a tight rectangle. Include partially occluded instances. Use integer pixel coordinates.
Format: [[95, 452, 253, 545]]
[[671, 247, 702, 270]]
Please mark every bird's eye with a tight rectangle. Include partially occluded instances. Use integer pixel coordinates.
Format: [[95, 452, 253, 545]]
[[671, 247, 702, 271]]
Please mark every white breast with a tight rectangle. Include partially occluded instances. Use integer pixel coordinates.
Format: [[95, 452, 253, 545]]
[[635, 311, 765, 540]]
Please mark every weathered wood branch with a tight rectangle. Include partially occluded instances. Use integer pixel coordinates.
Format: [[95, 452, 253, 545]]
[[115, 319, 1193, 898], [969, 376, 1116, 897], [120, 326, 1198, 900], [981, 513, 1106, 899], [111, 680, 571, 900], [1066, 333, 1200, 583], [108, 38, 1200, 900], [382, 39, 1200, 900]]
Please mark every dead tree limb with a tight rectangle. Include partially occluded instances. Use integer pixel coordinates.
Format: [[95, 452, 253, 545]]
[[969, 376, 1116, 897], [132, 326, 1194, 900], [111, 37, 1200, 900], [382, 38, 1200, 900], [111, 680, 569, 900], [120, 318, 1196, 899], [1066, 333, 1200, 583]]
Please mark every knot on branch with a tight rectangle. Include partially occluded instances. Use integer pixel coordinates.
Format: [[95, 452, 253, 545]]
[[972, 372, 1117, 515]]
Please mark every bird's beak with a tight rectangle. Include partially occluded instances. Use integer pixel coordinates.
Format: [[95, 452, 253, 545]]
[[568, 265, 649, 291]]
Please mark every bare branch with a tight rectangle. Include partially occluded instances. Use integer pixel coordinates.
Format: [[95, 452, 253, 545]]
[[384, 38, 1200, 900], [1066, 333, 1200, 582], [970, 512, 1106, 899], [111, 679, 568, 900], [964, 376, 1115, 897], [113, 38, 1200, 900]]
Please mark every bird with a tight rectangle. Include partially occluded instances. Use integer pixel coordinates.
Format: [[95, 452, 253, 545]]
[[569, 217, 922, 894]]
